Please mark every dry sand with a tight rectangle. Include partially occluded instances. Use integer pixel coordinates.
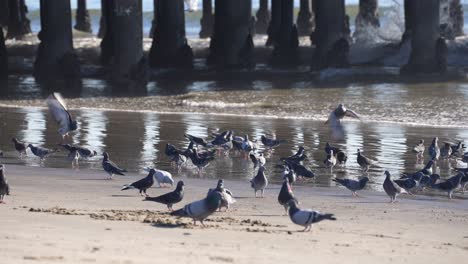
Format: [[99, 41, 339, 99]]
[[1, 164, 467, 263]]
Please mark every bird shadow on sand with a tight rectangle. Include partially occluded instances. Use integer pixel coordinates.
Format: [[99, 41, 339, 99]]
[[110, 194, 138, 197], [151, 222, 187, 229], [77, 178, 112, 181]]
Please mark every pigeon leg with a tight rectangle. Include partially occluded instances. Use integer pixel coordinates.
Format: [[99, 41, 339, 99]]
[[448, 191, 453, 200], [261, 189, 265, 198], [302, 226, 308, 232], [254, 190, 257, 198], [200, 220, 205, 227]]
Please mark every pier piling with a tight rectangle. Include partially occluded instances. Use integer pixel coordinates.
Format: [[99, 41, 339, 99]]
[[354, 0, 380, 42], [0, 26, 7, 79], [34, 0, 80, 81], [255, 0, 270, 35], [297, 0, 314, 36], [0, 1, 8, 27], [6, 0, 31, 39], [266, 0, 280, 46], [74, 0, 92, 33], [311, 0, 349, 70], [271, 0, 298, 65], [199, 0, 214, 38], [149, 0, 193, 68], [207, 0, 255, 68], [440, 0, 464, 40]]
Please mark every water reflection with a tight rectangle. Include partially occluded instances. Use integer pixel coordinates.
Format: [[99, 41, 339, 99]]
[[1, 106, 467, 192]]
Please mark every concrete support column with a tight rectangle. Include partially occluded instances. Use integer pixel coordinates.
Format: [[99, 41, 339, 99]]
[[207, 0, 254, 68], [34, 0, 80, 80], [6, 0, 31, 39], [401, 0, 446, 74], [354, 0, 380, 42], [255, 0, 270, 34], [100, 0, 147, 86], [98, 0, 106, 38], [0, 1, 8, 27], [297, 0, 314, 36], [149, 0, 193, 68], [440, 0, 463, 40], [266, 0, 280, 46], [311, 0, 349, 70], [199, 0, 214, 38], [150, 0, 157, 37], [75, 0, 92, 33], [0, 26, 7, 79], [271, 0, 298, 65]]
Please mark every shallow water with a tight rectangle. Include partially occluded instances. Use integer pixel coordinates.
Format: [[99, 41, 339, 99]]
[[0, 106, 466, 193]]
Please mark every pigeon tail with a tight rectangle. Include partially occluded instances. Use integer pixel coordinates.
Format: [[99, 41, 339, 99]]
[[170, 208, 187, 217], [121, 185, 134, 191], [319, 213, 337, 221]]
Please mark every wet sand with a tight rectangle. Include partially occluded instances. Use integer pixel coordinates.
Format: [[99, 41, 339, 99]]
[[1, 165, 467, 263]]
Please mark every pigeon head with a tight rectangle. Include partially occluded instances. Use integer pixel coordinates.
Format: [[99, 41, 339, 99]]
[[102, 152, 109, 159], [93, 151, 98, 156], [147, 168, 157, 176], [27, 144, 33, 149], [419, 139, 424, 144], [217, 179, 224, 188], [12, 138, 18, 143], [0, 164, 3, 170], [287, 199, 299, 209], [384, 171, 391, 178], [69, 120, 78, 131], [176, 181, 185, 190], [430, 174, 440, 184], [357, 149, 362, 155], [335, 104, 346, 115], [432, 137, 438, 144]]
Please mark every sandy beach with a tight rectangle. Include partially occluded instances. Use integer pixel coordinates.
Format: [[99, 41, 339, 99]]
[[1, 164, 467, 263]]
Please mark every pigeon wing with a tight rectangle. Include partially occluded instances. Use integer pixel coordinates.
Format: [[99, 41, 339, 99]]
[[47, 94, 71, 132]]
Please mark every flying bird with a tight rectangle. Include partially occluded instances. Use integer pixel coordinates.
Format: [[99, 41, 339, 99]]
[[121, 169, 155, 196], [46, 93, 78, 140], [286, 200, 336, 232], [145, 181, 185, 211], [325, 104, 360, 140]]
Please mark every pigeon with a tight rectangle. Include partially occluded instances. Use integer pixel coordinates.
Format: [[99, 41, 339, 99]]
[[440, 142, 452, 159], [250, 166, 268, 198], [401, 160, 433, 178], [430, 173, 463, 199], [280, 146, 307, 164], [121, 169, 155, 196], [249, 152, 266, 169], [357, 149, 374, 172], [418, 174, 432, 190], [170, 190, 222, 226], [428, 137, 440, 161], [332, 177, 369, 197], [325, 104, 360, 140], [284, 160, 315, 179], [102, 152, 127, 179], [0, 165, 10, 204], [412, 139, 425, 160], [144, 167, 174, 187], [383, 171, 407, 203], [207, 179, 236, 211], [394, 178, 418, 194], [460, 174, 468, 193], [241, 135, 255, 153], [325, 143, 347, 165], [145, 181, 185, 211], [58, 144, 80, 168], [184, 134, 207, 147], [76, 146, 97, 159], [188, 149, 215, 173], [165, 143, 181, 162], [28, 144, 58, 160], [281, 165, 297, 185], [210, 130, 232, 146], [261, 135, 286, 149], [324, 150, 337, 169], [12, 138, 27, 157], [46, 93, 78, 139], [286, 200, 336, 232], [278, 178, 297, 215], [173, 153, 188, 171], [450, 142, 465, 158]]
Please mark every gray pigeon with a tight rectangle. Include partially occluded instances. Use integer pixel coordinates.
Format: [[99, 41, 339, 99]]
[[250, 166, 268, 198], [0, 165, 10, 204], [261, 135, 286, 149], [430, 173, 463, 200], [102, 152, 127, 179], [412, 139, 425, 160], [12, 138, 27, 158], [28, 144, 58, 160], [324, 150, 337, 169], [207, 179, 236, 211], [287, 200, 336, 232], [440, 142, 452, 159], [278, 178, 297, 215], [121, 169, 155, 196], [170, 190, 222, 226], [46, 93, 78, 139], [332, 177, 369, 197], [383, 171, 407, 203], [428, 137, 440, 161], [145, 181, 185, 211], [357, 149, 374, 172]]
